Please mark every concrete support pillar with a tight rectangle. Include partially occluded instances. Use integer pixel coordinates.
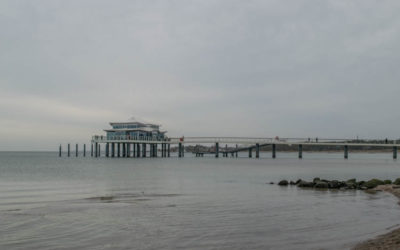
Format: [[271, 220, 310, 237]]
[[142, 143, 146, 157], [83, 144, 86, 157], [105, 143, 109, 157], [182, 145, 184, 157], [68, 143, 71, 157], [154, 144, 158, 157], [76, 144, 78, 157], [95, 142, 98, 158], [132, 143, 136, 158], [117, 143, 120, 157], [179, 143, 182, 158], [127, 143, 130, 158], [256, 144, 260, 158], [91, 143, 93, 157], [136, 144, 140, 158], [249, 147, 252, 158], [122, 143, 126, 157], [59, 145, 62, 157], [215, 143, 219, 158], [298, 144, 303, 159], [344, 145, 348, 159], [168, 144, 170, 157], [111, 143, 115, 157], [393, 146, 397, 159], [98, 144, 101, 157], [272, 144, 276, 159]]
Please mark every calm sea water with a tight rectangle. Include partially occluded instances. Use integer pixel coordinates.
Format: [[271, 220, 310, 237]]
[[1, 151, 400, 250]]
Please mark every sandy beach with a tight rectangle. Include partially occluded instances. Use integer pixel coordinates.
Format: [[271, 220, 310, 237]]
[[353, 185, 400, 250]]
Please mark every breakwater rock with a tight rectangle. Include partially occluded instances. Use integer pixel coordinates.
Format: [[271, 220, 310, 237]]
[[277, 178, 400, 190]]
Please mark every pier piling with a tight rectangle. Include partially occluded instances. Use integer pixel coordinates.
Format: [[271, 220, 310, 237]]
[[394, 146, 397, 159], [344, 145, 348, 159], [127, 143, 131, 157], [249, 148, 252, 158], [59, 145, 62, 157], [136, 144, 140, 158], [76, 144, 78, 157], [95, 142, 98, 158], [215, 143, 219, 158], [179, 143, 182, 158], [91, 144, 93, 157], [256, 144, 260, 158], [117, 143, 120, 157], [272, 144, 276, 159], [298, 144, 303, 159], [68, 144, 70, 157], [236, 144, 238, 158], [168, 144, 170, 157], [142, 143, 146, 157], [83, 144, 86, 157]]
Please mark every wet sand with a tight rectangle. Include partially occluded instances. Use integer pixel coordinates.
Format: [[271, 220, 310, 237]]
[[353, 185, 400, 250]]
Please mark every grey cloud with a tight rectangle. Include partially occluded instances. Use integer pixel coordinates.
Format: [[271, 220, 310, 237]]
[[1, 0, 400, 150]]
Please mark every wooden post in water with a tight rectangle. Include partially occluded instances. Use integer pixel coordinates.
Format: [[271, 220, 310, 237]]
[[76, 144, 78, 157], [344, 145, 348, 159], [68, 143, 70, 157], [168, 143, 170, 157], [83, 144, 86, 157], [179, 143, 182, 158], [215, 143, 219, 158], [298, 144, 303, 159], [91, 144, 93, 157], [95, 142, 98, 158], [59, 144, 62, 157], [256, 144, 260, 158], [393, 146, 397, 159], [272, 144, 276, 159], [249, 147, 252, 158]]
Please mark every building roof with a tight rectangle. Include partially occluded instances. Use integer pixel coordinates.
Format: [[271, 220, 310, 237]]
[[109, 117, 161, 126]]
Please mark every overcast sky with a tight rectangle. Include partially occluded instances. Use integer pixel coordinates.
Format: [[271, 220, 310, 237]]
[[1, 0, 400, 150]]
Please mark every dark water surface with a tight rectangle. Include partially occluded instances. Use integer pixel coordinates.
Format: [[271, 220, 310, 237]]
[[1, 152, 400, 249]]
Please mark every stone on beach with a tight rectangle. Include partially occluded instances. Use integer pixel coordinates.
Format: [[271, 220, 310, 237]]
[[298, 180, 314, 188], [314, 181, 329, 189], [364, 179, 384, 189], [278, 180, 288, 186]]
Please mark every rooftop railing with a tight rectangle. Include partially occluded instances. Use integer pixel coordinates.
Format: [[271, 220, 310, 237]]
[[92, 135, 170, 142]]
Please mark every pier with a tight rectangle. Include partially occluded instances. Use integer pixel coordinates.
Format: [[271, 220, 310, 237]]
[[59, 136, 400, 159]]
